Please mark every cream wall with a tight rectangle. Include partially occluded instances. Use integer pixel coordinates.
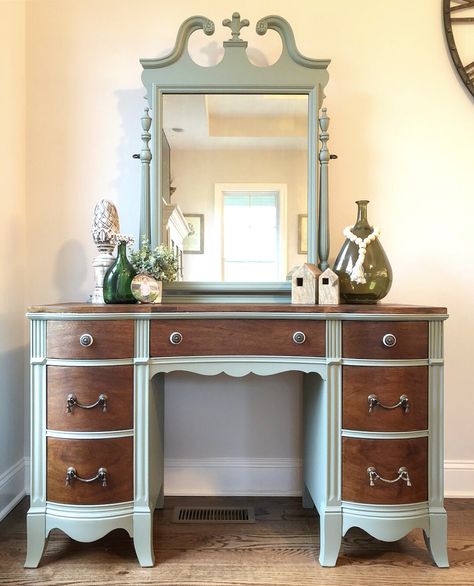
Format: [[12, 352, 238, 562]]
[[0, 0, 27, 517], [10, 0, 472, 500]]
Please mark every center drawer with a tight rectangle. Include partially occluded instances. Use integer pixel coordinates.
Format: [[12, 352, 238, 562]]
[[150, 319, 326, 357]]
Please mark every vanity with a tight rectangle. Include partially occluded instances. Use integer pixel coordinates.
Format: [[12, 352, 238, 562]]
[[25, 13, 449, 569]]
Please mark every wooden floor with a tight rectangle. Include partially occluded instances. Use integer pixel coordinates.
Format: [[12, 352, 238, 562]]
[[1, 497, 473, 585]]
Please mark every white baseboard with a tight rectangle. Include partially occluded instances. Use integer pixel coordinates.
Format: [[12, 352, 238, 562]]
[[444, 460, 474, 498], [164, 458, 303, 496], [0, 458, 27, 521]]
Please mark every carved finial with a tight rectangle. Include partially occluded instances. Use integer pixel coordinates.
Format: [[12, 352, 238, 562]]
[[223, 12, 249, 42]]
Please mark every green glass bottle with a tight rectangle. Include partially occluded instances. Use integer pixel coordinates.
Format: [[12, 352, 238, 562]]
[[333, 200, 392, 304], [103, 240, 137, 304]]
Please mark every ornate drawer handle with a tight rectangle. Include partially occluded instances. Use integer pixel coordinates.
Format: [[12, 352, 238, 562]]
[[66, 393, 108, 413], [293, 331, 306, 344], [169, 331, 183, 345], [65, 466, 108, 487], [367, 466, 412, 487], [79, 333, 94, 348], [368, 394, 409, 414], [382, 333, 397, 348]]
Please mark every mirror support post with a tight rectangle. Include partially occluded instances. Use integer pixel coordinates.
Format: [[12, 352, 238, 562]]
[[139, 106, 152, 243], [318, 108, 330, 271]]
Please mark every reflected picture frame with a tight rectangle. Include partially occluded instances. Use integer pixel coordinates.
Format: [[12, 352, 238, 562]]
[[183, 213, 204, 254], [298, 214, 307, 255]]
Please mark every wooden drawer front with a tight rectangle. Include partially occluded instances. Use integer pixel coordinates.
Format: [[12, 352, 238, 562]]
[[150, 319, 326, 357], [47, 437, 133, 505], [342, 321, 428, 359], [47, 320, 134, 359], [342, 437, 428, 504], [343, 366, 428, 432], [47, 366, 133, 432]]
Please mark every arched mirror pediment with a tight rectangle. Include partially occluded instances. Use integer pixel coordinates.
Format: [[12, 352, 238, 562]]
[[139, 13, 330, 302]]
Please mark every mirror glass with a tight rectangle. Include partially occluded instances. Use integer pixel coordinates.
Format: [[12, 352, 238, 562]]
[[162, 93, 308, 282]]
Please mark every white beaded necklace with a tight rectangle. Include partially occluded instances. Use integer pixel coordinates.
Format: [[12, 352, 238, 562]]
[[343, 225, 380, 284]]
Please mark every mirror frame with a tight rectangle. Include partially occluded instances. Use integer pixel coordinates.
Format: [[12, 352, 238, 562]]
[[140, 13, 330, 302]]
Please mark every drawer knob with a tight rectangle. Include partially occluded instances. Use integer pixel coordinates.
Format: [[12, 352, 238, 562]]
[[382, 333, 397, 348], [170, 331, 183, 345], [367, 466, 412, 487], [368, 394, 409, 414], [66, 393, 108, 413], [292, 331, 306, 344], [79, 333, 94, 348], [65, 466, 108, 487]]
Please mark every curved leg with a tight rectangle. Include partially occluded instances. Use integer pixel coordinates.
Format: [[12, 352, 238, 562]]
[[24, 512, 46, 568], [423, 513, 449, 568], [133, 511, 155, 567], [319, 510, 342, 567]]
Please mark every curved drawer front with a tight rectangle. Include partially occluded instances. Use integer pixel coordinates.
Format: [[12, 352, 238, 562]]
[[150, 319, 326, 357], [47, 437, 133, 505], [342, 437, 428, 504], [47, 320, 134, 359], [343, 366, 428, 432], [47, 366, 133, 432], [342, 321, 428, 360]]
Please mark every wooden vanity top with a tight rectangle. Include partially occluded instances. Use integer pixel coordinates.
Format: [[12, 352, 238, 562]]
[[28, 302, 448, 315]]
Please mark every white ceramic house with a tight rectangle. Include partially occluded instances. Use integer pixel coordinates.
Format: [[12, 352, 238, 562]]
[[291, 263, 321, 304], [318, 268, 339, 305]]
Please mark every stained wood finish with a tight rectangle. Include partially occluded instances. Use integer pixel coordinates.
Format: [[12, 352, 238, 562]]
[[342, 321, 428, 359], [342, 366, 428, 432], [30, 302, 448, 314], [3, 496, 472, 584], [150, 319, 326, 357], [47, 437, 133, 505], [47, 320, 134, 359], [47, 366, 133, 432], [342, 437, 428, 504]]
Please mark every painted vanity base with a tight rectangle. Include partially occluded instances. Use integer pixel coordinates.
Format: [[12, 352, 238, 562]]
[[25, 303, 448, 568]]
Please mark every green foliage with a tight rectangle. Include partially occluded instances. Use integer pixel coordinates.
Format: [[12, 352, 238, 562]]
[[129, 238, 179, 282]]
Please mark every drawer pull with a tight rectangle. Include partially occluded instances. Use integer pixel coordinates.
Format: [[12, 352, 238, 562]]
[[65, 466, 108, 487], [368, 394, 409, 414], [169, 331, 183, 345], [382, 333, 397, 348], [292, 331, 306, 344], [66, 393, 108, 413], [367, 466, 412, 487], [79, 333, 94, 348]]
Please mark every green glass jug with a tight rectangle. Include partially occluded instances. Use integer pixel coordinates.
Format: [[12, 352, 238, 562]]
[[333, 200, 392, 304], [103, 240, 137, 304]]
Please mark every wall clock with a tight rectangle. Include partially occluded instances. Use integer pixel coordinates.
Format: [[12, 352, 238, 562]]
[[443, 0, 474, 98]]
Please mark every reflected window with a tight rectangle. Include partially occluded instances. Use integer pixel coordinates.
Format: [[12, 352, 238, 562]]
[[222, 191, 281, 282]]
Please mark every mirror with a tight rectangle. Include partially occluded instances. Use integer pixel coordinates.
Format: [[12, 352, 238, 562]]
[[140, 13, 330, 300], [162, 93, 308, 282]]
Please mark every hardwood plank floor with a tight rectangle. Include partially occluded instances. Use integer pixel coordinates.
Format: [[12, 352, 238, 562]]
[[1, 497, 473, 585]]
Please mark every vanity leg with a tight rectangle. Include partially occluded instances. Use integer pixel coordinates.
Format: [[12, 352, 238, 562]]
[[24, 512, 46, 568], [133, 511, 155, 567], [318, 510, 342, 567], [423, 513, 449, 568], [302, 484, 314, 509]]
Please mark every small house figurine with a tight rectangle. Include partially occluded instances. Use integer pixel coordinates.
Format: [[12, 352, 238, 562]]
[[291, 263, 321, 305], [318, 268, 339, 305]]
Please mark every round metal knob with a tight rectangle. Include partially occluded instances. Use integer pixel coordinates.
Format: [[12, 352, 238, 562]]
[[79, 333, 94, 348], [292, 331, 306, 344], [382, 333, 397, 348], [170, 331, 183, 345]]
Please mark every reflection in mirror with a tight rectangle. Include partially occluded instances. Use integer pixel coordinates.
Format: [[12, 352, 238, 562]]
[[162, 94, 308, 282]]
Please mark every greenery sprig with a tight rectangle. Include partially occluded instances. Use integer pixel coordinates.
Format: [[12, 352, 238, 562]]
[[129, 238, 179, 282]]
